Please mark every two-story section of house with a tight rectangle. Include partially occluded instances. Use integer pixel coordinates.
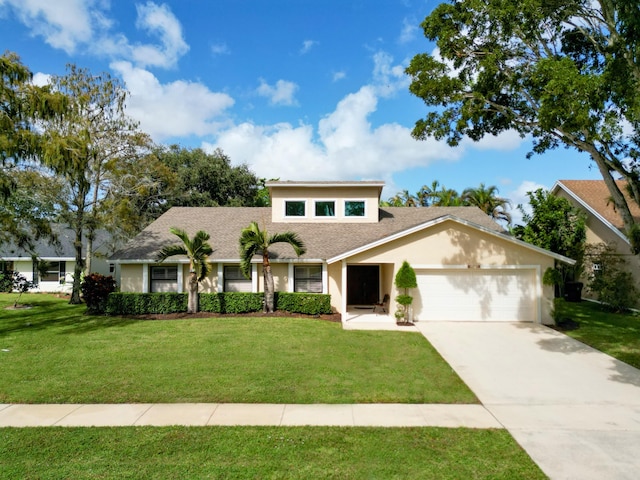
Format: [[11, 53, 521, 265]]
[[111, 180, 573, 325]]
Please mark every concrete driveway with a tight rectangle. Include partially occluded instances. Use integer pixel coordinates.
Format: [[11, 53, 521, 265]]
[[416, 322, 640, 480]]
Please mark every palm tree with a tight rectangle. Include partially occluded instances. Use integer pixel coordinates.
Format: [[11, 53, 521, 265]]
[[157, 227, 213, 313], [239, 221, 306, 313], [418, 180, 441, 206], [432, 187, 464, 206], [462, 183, 512, 224]]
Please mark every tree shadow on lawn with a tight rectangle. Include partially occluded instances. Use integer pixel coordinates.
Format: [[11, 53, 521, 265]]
[[0, 302, 141, 336]]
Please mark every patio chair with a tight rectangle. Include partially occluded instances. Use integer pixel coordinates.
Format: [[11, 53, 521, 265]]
[[374, 294, 390, 314]]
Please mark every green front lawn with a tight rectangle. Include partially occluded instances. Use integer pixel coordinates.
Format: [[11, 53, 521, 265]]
[[0, 427, 546, 479], [555, 299, 640, 369], [0, 294, 476, 404]]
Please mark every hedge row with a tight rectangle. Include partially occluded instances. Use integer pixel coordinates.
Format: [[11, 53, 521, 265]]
[[105, 291, 333, 316]]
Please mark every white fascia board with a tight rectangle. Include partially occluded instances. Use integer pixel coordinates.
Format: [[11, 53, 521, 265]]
[[109, 258, 191, 264], [265, 181, 385, 188], [552, 181, 630, 245], [110, 257, 325, 264], [326, 215, 576, 266], [2, 256, 76, 262]]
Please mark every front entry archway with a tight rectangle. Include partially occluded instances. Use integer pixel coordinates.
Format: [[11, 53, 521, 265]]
[[347, 265, 380, 305]]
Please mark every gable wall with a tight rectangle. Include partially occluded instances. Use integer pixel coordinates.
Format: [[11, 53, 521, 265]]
[[555, 188, 640, 297], [344, 221, 556, 268]]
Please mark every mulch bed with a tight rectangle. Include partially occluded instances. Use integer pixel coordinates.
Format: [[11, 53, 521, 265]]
[[127, 310, 342, 323]]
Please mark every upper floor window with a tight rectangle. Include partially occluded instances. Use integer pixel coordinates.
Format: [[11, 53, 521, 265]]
[[285, 200, 305, 217], [345, 200, 365, 217], [315, 201, 335, 217]]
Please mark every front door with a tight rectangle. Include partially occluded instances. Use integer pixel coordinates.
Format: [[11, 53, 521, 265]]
[[347, 265, 379, 305]]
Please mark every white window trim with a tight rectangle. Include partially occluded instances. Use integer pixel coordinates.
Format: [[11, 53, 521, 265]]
[[288, 263, 326, 293], [313, 199, 337, 218], [284, 199, 308, 218], [142, 264, 149, 293], [344, 199, 367, 218]]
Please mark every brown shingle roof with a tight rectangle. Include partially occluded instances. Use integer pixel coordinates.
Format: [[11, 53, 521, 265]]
[[110, 206, 504, 262], [557, 180, 640, 232]]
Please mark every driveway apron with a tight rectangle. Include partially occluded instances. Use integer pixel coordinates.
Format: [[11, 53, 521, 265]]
[[416, 322, 640, 480]]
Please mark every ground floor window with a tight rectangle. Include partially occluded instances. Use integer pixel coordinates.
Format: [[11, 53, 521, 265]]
[[294, 265, 322, 293], [224, 266, 252, 292], [150, 265, 178, 293], [36, 261, 66, 284], [0, 260, 13, 272]]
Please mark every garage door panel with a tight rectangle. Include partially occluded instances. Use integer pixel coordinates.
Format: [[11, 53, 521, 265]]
[[413, 269, 536, 322]]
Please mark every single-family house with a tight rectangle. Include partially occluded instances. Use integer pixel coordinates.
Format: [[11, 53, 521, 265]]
[[0, 227, 118, 293], [552, 179, 640, 295], [110, 180, 574, 325]]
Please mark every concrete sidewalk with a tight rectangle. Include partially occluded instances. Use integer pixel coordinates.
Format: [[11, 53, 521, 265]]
[[0, 403, 500, 428]]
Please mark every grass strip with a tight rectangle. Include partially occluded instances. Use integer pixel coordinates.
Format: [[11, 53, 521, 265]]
[[0, 426, 545, 479]]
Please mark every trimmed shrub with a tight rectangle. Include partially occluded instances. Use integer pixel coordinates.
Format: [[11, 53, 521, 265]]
[[200, 292, 264, 314], [105, 291, 332, 316], [81, 273, 117, 314], [276, 292, 332, 315], [106, 292, 188, 315]]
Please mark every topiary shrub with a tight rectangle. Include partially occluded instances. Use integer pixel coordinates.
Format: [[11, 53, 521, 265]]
[[395, 260, 417, 323], [81, 273, 117, 314]]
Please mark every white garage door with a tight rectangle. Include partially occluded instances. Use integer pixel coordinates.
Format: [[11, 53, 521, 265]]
[[413, 269, 537, 322]]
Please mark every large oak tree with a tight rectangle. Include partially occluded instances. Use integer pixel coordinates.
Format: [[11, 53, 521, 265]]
[[407, 0, 640, 250]]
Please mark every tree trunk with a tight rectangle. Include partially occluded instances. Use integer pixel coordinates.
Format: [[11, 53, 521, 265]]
[[263, 254, 274, 313], [85, 233, 93, 274], [187, 271, 198, 313], [69, 224, 84, 304], [590, 149, 636, 234]]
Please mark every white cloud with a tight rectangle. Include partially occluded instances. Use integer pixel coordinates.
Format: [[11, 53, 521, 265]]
[[332, 71, 346, 82], [371, 51, 409, 97], [129, 2, 189, 68], [0, 0, 95, 53], [398, 17, 418, 44], [1, 0, 188, 69], [300, 40, 318, 54], [31, 71, 51, 86], [206, 85, 459, 182], [256, 79, 299, 106], [507, 180, 548, 225], [111, 61, 234, 140], [211, 42, 230, 56]]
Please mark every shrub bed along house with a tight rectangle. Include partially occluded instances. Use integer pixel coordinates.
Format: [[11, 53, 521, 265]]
[[106, 292, 332, 316]]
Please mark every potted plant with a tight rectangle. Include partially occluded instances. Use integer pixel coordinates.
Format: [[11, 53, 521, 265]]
[[394, 260, 417, 324]]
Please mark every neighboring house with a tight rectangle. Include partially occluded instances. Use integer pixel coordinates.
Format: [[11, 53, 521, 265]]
[[0, 227, 118, 293], [110, 181, 574, 325], [552, 179, 640, 295]]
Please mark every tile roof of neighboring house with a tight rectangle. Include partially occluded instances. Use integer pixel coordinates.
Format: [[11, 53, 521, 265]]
[[110, 206, 506, 263], [556, 180, 640, 233], [0, 227, 114, 259]]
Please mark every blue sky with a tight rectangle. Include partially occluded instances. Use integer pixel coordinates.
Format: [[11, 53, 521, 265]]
[[0, 0, 602, 223]]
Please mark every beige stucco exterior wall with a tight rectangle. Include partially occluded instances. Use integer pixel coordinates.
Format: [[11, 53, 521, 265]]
[[256, 263, 289, 292], [120, 264, 143, 292], [555, 189, 640, 298], [326, 262, 343, 313], [270, 186, 380, 223], [333, 220, 557, 323]]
